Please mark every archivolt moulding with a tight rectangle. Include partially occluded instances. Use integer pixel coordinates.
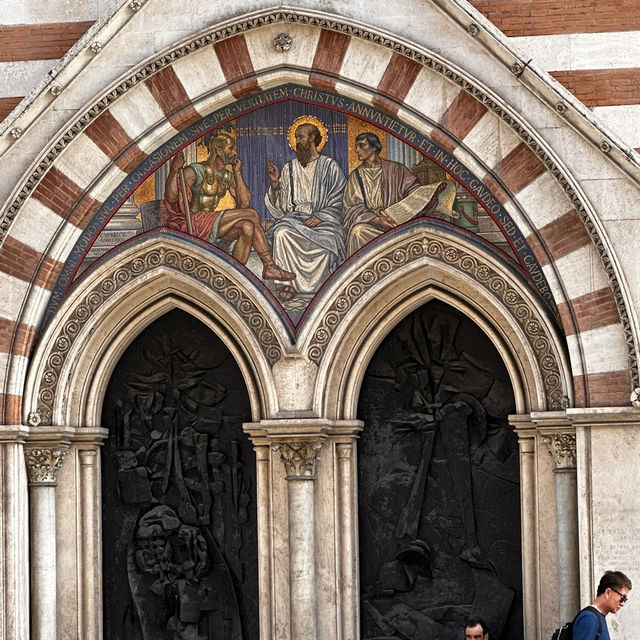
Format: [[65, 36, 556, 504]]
[[305, 225, 572, 417], [1, 8, 635, 388], [25, 232, 290, 427]]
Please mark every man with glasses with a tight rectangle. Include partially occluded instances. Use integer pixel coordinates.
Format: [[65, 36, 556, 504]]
[[573, 570, 632, 640]]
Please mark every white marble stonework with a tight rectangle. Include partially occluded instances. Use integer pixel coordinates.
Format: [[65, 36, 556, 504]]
[[1, 2, 640, 639]]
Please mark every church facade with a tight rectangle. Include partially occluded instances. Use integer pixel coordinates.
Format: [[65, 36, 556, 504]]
[[1, 1, 640, 639]]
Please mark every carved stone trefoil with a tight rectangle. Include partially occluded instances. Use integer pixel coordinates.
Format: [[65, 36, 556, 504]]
[[272, 441, 323, 478], [541, 433, 576, 470], [24, 445, 69, 484]]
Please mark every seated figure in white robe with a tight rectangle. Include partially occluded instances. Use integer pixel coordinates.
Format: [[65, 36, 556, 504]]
[[265, 122, 346, 301]]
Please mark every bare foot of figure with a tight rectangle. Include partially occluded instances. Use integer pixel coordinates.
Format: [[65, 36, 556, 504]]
[[262, 263, 295, 281], [278, 285, 296, 301]]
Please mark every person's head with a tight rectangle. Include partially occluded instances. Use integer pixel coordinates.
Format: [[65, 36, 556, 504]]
[[354, 132, 383, 164], [595, 570, 632, 614], [464, 618, 489, 640], [294, 123, 322, 166], [209, 133, 236, 165]]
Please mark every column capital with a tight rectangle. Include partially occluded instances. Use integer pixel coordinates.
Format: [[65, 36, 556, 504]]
[[271, 441, 323, 479], [540, 433, 576, 470], [24, 444, 69, 484]]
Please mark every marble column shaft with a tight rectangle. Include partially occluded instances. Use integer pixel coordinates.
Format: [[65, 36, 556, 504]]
[[24, 444, 69, 640], [274, 441, 322, 640], [0, 428, 30, 640], [542, 433, 579, 622]]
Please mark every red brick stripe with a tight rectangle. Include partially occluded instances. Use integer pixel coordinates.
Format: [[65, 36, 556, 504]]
[[480, 175, 511, 205], [0, 21, 94, 62], [0, 318, 37, 358], [145, 66, 201, 130], [0, 394, 22, 425], [470, 0, 640, 36], [551, 69, 640, 107], [373, 53, 422, 115], [0, 97, 22, 123], [443, 90, 488, 142], [0, 236, 61, 289], [84, 112, 146, 174], [525, 231, 551, 268], [32, 166, 84, 218], [309, 29, 351, 91], [213, 35, 260, 99], [31, 166, 100, 227], [557, 287, 621, 337], [585, 370, 631, 407], [539, 210, 591, 261], [493, 142, 546, 195]]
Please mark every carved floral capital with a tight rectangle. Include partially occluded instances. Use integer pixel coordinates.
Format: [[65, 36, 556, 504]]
[[24, 445, 69, 484], [271, 441, 322, 478], [541, 433, 576, 470]]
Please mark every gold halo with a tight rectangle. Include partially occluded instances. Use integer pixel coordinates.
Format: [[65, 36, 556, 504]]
[[287, 116, 328, 152]]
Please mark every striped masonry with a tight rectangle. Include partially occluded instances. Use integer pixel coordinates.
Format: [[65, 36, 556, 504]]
[[469, 0, 640, 37], [83, 111, 147, 174], [373, 53, 422, 115], [0, 24, 634, 410], [309, 29, 351, 91], [145, 66, 202, 131], [213, 34, 260, 98], [550, 68, 640, 107], [0, 21, 94, 62]]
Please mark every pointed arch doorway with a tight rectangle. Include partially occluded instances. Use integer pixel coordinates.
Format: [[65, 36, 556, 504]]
[[100, 308, 259, 639], [357, 299, 522, 639]]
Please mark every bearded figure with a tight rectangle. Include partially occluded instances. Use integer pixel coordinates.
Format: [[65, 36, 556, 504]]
[[264, 119, 346, 301], [164, 132, 294, 282]]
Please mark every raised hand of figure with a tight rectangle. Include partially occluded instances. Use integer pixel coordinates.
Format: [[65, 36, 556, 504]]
[[266, 158, 280, 186], [305, 216, 322, 228], [232, 156, 243, 173], [169, 151, 185, 173]]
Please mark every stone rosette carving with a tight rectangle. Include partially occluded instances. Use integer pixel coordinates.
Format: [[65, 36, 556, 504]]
[[271, 441, 323, 478], [308, 235, 567, 410], [27, 408, 53, 427], [0, 11, 635, 388], [541, 433, 576, 469], [34, 245, 283, 422], [273, 32, 292, 51], [24, 445, 69, 483]]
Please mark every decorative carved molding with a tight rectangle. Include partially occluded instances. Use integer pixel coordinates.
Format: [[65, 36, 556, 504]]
[[631, 387, 640, 409], [271, 441, 323, 478], [541, 433, 576, 469], [308, 234, 567, 410], [0, 11, 635, 388], [33, 244, 283, 424], [27, 408, 52, 427], [24, 445, 69, 484]]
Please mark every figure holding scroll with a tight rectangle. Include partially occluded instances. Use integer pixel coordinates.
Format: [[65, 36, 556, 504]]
[[342, 132, 447, 256]]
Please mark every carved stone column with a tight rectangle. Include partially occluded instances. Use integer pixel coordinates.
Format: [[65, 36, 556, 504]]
[[24, 443, 69, 640], [0, 426, 30, 640], [246, 418, 363, 640], [254, 444, 273, 640], [272, 440, 323, 640], [541, 432, 579, 621], [510, 416, 539, 640], [336, 443, 358, 640]]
